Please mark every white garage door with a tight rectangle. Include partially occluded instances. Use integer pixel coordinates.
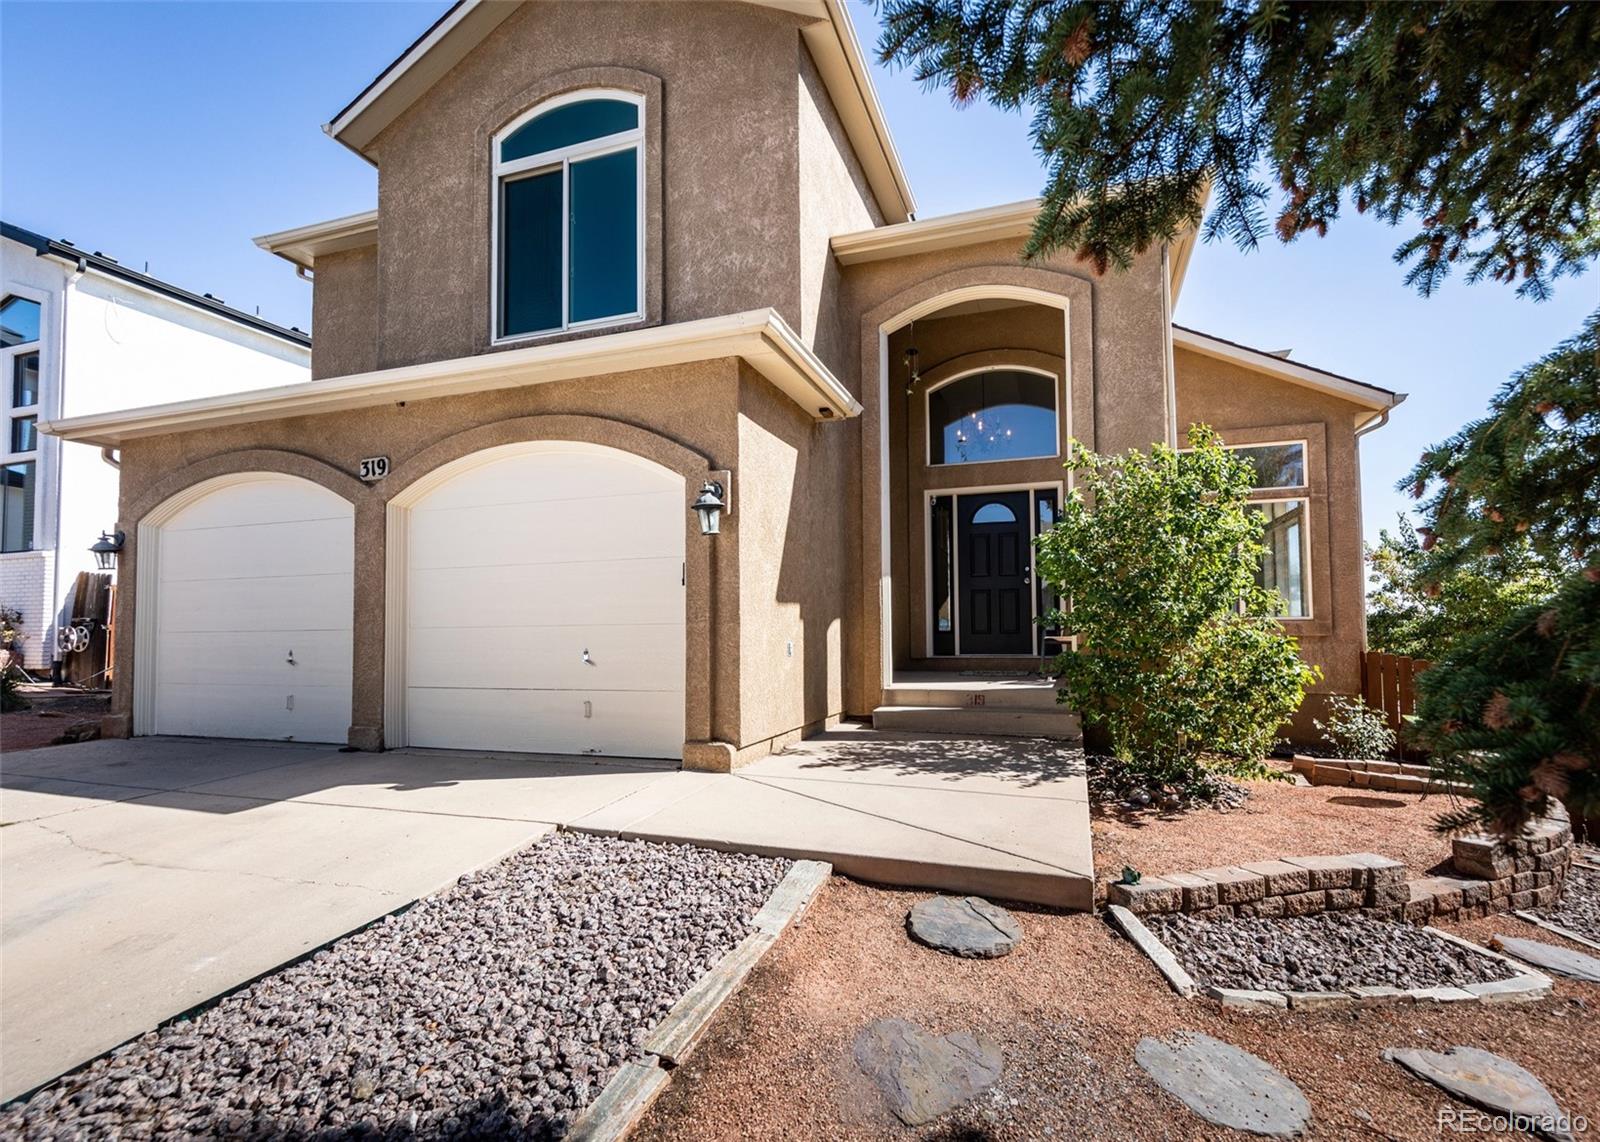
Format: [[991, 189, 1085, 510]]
[[403, 443, 685, 759], [149, 476, 354, 742]]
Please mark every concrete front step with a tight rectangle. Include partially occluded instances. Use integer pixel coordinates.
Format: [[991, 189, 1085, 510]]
[[883, 682, 1062, 709], [872, 705, 1082, 740]]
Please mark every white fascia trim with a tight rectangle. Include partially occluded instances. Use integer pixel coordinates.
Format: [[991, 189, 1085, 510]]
[[833, 199, 1042, 264], [40, 309, 860, 447], [1172, 326, 1407, 413], [253, 210, 379, 271]]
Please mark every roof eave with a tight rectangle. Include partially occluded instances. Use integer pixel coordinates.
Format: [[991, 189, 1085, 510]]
[[1172, 325, 1404, 411], [253, 210, 380, 272], [40, 309, 859, 448]]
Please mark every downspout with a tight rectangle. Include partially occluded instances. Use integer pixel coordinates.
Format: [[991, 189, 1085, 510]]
[[1354, 407, 1391, 439], [100, 447, 120, 469]]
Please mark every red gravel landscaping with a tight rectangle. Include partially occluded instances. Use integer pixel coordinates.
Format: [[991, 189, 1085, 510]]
[[635, 779, 1600, 1141]]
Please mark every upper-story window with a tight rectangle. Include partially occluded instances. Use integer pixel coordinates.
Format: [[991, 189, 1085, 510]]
[[927, 368, 1058, 466], [1229, 440, 1309, 619], [1, 294, 41, 553], [493, 91, 644, 343]]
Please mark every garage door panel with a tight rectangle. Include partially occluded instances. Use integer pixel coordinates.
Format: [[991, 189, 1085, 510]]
[[417, 451, 677, 511], [150, 476, 353, 744], [406, 622, 682, 691], [155, 682, 351, 743], [157, 572, 352, 634], [155, 629, 352, 689], [161, 518, 354, 582], [405, 686, 682, 758], [409, 557, 681, 630], [165, 480, 349, 532], [409, 491, 681, 569]]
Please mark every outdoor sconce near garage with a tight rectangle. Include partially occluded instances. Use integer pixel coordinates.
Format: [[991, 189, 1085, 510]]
[[90, 530, 125, 571], [691, 480, 726, 536]]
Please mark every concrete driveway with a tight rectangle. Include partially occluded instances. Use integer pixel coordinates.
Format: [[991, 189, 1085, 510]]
[[0, 737, 672, 1101]]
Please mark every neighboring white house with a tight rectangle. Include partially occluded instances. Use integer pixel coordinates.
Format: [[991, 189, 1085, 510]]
[[1, 222, 311, 674]]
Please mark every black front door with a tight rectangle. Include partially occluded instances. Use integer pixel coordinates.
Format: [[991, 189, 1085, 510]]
[[957, 491, 1032, 655]]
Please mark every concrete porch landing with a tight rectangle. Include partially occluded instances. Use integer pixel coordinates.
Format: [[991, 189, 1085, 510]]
[[572, 725, 1093, 909]]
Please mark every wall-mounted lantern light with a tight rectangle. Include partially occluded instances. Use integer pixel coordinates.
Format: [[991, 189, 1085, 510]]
[[691, 481, 726, 536], [90, 530, 125, 571]]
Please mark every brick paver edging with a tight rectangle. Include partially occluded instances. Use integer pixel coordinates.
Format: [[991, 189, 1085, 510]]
[[567, 860, 833, 1142], [1106, 905, 1553, 1010]]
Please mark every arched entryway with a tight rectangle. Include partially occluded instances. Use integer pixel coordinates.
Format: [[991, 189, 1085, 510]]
[[384, 440, 687, 759]]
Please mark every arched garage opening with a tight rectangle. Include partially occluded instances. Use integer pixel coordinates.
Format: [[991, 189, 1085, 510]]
[[134, 473, 355, 742], [384, 440, 687, 759]]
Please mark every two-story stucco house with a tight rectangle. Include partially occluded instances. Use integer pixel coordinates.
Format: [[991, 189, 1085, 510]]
[[2, 222, 310, 678], [44, 0, 1402, 761]]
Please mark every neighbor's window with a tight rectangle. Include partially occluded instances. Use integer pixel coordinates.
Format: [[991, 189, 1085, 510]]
[[10, 415, 35, 453], [1, 461, 35, 552], [494, 92, 643, 340], [12, 352, 38, 408], [1, 295, 41, 348], [928, 369, 1057, 466], [1250, 499, 1309, 618], [1229, 441, 1305, 488]]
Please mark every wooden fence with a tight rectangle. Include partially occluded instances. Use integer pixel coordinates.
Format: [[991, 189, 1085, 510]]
[[1361, 650, 1430, 742]]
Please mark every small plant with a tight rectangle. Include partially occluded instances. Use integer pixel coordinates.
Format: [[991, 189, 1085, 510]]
[[0, 605, 28, 712], [1312, 695, 1398, 760]]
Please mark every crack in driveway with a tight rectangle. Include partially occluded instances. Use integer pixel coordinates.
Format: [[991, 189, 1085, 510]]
[[25, 820, 405, 898]]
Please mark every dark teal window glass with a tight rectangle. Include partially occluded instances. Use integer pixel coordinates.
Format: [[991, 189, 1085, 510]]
[[500, 170, 563, 337], [1, 295, 41, 347], [1, 460, 35, 552], [500, 99, 638, 163], [12, 352, 39, 408], [569, 149, 638, 323], [11, 415, 36, 453]]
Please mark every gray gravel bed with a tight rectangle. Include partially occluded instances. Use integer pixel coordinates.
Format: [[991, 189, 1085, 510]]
[[1537, 863, 1600, 944], [0, 832, 790, 1140], [1146, 911, 1517, 993]]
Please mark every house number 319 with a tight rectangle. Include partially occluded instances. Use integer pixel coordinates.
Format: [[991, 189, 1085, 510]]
[[358, 456, 390, 482]]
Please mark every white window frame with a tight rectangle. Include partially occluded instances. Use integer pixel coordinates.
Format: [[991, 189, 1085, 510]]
[[490, 89, 646, 347], [922, 480, 1066, 658], [1248, 495, 1313, 620], [1, 290, 45, 555], [924, 365, 1061, 468]]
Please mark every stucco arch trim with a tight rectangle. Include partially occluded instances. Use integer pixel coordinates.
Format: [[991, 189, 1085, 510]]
[[380, 418, 718, 756], [851, 270, 1095, 711], [470, 67, 666, 354], [128, 470, 357, 738]]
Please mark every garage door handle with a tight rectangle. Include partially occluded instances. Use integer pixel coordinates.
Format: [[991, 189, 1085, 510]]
[[286, 649, 296, 665], [582, 648, 593, 665]]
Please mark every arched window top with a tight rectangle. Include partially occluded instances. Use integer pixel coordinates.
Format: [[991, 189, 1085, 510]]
[[971, 502, 1018, 524], [927, 368, 1057, 466], [498, 94, 640, 165]]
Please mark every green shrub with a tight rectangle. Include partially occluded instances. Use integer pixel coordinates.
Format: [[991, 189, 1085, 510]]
[[1312, 695, 1398, 760], [1035, 426, 1320, 792]]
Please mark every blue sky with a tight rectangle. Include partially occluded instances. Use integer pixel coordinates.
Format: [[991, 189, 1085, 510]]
[[3, 1, 1593, 546]]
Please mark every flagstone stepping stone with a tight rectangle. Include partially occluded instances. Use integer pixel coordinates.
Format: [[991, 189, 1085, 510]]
[[906, 895, 1023, 958], [1134, 1031, 1312, 1138], [1383, 1046, 1573, 1142], [1490, 934, 1600, 983], [852, 1017, 1003, 1126]]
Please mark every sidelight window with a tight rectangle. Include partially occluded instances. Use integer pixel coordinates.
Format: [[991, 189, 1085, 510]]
[[493, 92, 644, 341]]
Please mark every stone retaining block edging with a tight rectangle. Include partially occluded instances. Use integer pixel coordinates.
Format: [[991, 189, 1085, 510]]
[[1289, 755, 1471, 795], [1104, 806, 1575, 926], [1106, 906, 1553, 1010], [567, 860, 832, 1142]]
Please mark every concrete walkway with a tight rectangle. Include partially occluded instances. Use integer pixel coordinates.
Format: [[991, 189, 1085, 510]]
[[573, 726, 1093, 910], [0, 728, 1090, 1100]]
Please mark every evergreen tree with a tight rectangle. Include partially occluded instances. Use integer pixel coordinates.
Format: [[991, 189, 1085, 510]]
[[877, 0, 1600, 298], [1366, 516, 1562, 663]]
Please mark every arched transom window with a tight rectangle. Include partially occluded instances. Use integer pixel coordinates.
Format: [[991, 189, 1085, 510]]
[[927, 368, 1058, 466], [493, 91, 644, 341]]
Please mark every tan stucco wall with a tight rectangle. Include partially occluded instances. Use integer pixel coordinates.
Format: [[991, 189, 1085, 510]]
[[1174, 345, 1372, 740], [310, 247, 378, 380], [357, 1, 808, 372], [797, 43, 882, 378]]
